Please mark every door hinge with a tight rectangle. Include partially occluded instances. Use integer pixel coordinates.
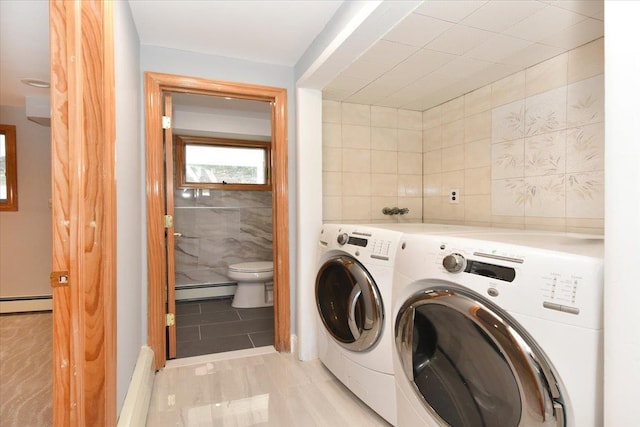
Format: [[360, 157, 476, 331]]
[[166, 313, 175, 327], [50, 271, 70, 288], [164, 215, 173, 228], [162, 116, 171, 129]]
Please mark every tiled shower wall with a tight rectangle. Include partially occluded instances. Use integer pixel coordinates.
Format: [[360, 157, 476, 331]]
[[322, 103, 424, 223], [423, 37, 603, 233], [323, 38, 604, 234], [173, 189, 273, 286]]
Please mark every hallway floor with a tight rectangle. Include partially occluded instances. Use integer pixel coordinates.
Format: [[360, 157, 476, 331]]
[[176, 298, 274, 358], [146, 347, 391, 426]]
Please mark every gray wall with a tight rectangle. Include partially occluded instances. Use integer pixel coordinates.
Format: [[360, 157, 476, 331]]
[[114, 0, 143, 412]]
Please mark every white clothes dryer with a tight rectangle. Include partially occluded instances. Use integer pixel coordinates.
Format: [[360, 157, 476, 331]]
[[392, 231, 604, 427], [315, 223, 404, 425]]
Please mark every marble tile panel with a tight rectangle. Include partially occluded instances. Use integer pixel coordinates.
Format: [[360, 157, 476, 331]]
[[323, 122, 342, 147], [372, 151, 398, 174], [423, 126, 442, 152], [524, 174, 566, 218], [492, 100, 525, 143], [566, 171, 604, 218], [491, 178, 526, 216], [194, 208, 240, 238], [323, 171, 342, 196], [398, 129, 422, 153], [524, 130, 566, 177], [371, 106, 398, 128], [196, 190, 272, 208], [567, 74, 604, 128], [566, 123, 604, 173], [568, 37, 604, 84], [491, 70, 525, 108], [173, 207, 197, 236], [342, 103, 370, 126], [524, 86, 567, 136], [175, 236, 199, 270], [423, 105, 442, 129], [398, 109, 423, 130], [465, 138, 491, 168], [322, 100, 341, 123], [323, 146, 342, 172], [371, 127, 398, 151], [398, 152, 422, 175], [423, 151, 442, 174], [342, 125, 371, 149], [199, 237, 243, 269], [492, 139, 525, 179]]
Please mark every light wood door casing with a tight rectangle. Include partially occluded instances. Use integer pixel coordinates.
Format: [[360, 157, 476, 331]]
[[145, 72, 290, 369], [50, 0, 117, 425], [164, 93, 177, 359]]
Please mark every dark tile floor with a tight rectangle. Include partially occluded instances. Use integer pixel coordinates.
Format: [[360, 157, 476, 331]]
[[175, 297, 274, 359]]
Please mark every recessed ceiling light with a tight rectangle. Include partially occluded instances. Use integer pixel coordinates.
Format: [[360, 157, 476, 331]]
[[20, 78, 50, 88]]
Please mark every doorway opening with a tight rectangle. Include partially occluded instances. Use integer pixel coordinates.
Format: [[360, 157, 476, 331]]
[[145, 72, 289, 369]]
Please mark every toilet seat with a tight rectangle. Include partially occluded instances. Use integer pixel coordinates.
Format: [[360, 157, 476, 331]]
[[228, 261, 273, 273]]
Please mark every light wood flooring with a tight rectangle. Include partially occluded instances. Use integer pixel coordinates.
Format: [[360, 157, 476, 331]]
[[0, 312, 52, 427], [146, 347, 392, 426]]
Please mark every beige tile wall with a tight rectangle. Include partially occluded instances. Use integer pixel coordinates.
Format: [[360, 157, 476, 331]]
[[323, 38, 604, 234], [322, 102, 423, 223]]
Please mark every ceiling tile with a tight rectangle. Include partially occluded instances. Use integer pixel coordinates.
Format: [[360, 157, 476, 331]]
[[546, 0, 604, 20], [382, 13, 453, 47], [434, 56, 495, 80], [357, 40, 419, 65], [461, 0, 547, 33], [539, 18, 604, 50], [383, 49, 457, 86], [426, 24, 496, 55], [504, 5, 586, 42], [413, 1, 488, 23], [466, 34, 532, 63], [500, 43, 566, 68], [323, 74, 370, 95], [341, 58, 395, 81]]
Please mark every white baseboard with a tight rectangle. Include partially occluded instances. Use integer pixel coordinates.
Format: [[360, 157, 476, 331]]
[[0, 296, 52, 313], [290, 334, 298, 358], [117, 346, 155, 427]]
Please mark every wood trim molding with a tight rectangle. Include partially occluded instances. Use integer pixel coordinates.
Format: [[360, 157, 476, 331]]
[[145, 72, 290, 369], [50, 0, 116, 425]]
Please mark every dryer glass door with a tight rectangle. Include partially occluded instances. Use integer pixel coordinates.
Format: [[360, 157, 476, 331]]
[[396, 286, 565, 427], [316, 255, 383, 352]]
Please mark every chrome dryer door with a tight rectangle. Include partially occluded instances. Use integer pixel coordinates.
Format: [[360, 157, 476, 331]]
[[316, 255, 383, 352], [395, 284, 566, 427]]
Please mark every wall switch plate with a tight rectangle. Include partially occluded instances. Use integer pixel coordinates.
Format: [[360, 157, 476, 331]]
[[449, 188, 460, 204]]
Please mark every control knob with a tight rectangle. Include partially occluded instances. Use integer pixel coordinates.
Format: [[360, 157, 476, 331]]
[[443, 253, 465, 273], [337, 233, 349, 245]]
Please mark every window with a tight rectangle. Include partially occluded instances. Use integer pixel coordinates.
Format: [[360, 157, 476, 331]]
[[175, 135, 271, 190], [0, 124, 17, 211]]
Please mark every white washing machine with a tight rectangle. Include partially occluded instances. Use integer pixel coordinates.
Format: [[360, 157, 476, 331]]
[[391, 231, 604, 427], [315, 223, 404, 424]]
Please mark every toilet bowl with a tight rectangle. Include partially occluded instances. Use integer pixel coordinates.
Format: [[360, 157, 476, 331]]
[[227, 261, 274, 308]]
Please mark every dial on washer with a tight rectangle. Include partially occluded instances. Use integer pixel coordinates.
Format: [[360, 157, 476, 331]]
[[443, 253, 466, 273]]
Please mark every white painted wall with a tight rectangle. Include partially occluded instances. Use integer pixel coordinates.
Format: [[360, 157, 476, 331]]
[[139, 46, 298, 331], [604, 1, 640, 423], [0, 105, 51, 299], [172, 109, 270, 139], [114, 1, 144, 413]]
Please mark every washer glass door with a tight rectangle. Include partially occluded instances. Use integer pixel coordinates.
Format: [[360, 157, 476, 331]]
[[396, 285, 565, 427], [316, 255, 383, 352]]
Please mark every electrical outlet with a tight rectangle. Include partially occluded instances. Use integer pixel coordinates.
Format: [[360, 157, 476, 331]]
[[449, 188, 460, 204]]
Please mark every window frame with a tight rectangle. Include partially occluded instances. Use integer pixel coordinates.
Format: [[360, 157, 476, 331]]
[[0, 124, 18, 211], [175, 135, 272, 191]]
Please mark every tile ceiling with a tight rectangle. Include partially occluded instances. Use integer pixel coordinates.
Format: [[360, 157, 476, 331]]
[[323, 0, 604, 112]]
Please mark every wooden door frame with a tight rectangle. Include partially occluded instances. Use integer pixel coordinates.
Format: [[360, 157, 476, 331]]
[[50, 0, 117, 425], [145, 72, 290, 369]]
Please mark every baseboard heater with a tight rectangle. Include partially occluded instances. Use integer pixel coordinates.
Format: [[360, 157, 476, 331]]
[[0, 295, 53, 314], [117, 346, 155, 427], [175, 282, 236, 301]]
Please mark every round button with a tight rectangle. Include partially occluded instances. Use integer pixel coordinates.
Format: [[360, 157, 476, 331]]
[[337, 233, 349, 245], [442, 253, 465, 273]]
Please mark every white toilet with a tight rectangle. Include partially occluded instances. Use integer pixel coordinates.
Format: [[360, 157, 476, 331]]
[[227, 261, 274, 308]]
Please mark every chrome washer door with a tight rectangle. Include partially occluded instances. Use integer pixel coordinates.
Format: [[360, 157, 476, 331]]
[[396, 284, 566, 427], [316, 255, 383, 352]]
